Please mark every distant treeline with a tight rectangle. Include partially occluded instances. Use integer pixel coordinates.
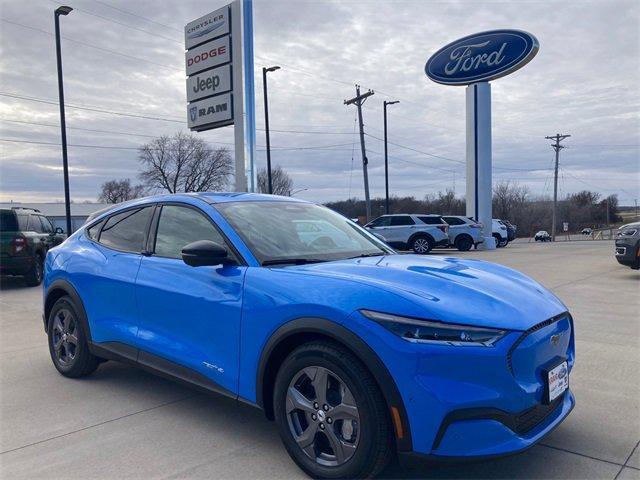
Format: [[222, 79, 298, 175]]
[[325, 182, 621, 236]]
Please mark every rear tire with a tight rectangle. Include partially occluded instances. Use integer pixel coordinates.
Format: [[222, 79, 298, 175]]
[[454, 235, 473, 252], [273, 341, 393, 479], [410, 235, 433, 254], [47, 296, 99, 378], [24, 254, 43, 287]]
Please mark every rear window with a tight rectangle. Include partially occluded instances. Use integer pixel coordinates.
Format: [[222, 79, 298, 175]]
[[98, 207, 153, 253], [418, 216, 444, 225], [0, 211, 18, 231]]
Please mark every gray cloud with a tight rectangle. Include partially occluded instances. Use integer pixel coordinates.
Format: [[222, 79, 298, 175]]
[[1, 0, 638, 204]]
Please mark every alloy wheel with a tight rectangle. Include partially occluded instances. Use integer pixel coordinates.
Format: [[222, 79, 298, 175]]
[[51, 308, 78, 366], [286, 366, 360, 467], [413, 238, 430, 254]]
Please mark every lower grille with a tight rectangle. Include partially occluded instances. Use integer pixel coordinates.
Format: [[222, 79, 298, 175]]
[[514, 394, 564, 435]]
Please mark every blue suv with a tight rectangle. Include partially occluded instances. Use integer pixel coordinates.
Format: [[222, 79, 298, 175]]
[[43, 193, 575, 478]]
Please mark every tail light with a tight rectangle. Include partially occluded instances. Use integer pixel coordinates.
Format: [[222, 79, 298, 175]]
[[11, 236, 26, 255], [470, 223, 483, 229], [437, 225, 448, 233]]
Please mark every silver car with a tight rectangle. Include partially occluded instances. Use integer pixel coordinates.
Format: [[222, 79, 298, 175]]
[[441, 215, 484, 251], [365, 214, 449, 254]]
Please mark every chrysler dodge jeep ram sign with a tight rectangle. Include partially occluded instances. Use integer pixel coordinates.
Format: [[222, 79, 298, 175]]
[[425, 29, 539, 85], [185, 4, 234, 131]]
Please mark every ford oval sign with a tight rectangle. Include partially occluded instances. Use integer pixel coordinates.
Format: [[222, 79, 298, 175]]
[[425, 30, 539, 86]]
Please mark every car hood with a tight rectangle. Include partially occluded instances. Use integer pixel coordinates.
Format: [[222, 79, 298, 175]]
[[289, 255, 566, 331]]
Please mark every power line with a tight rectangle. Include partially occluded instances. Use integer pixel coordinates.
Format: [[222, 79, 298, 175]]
[[365, 132, 464, 165], [45, 0, 183, 44], [1, 118, 161, 139], [91, 0, 183, 32], [0, 18, 181, 72]]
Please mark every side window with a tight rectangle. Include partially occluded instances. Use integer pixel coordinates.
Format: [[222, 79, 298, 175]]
[[390, 216, 415, 226], [99, 207, 153, 253], [369, 216, 391, 227], [154, 205, 227, 260], [86, 219, 105, 240], [39, 216, 54, 233], [443, 217, 464, 226], [418, 216, 443, 225], [29, 214, 44, 233]]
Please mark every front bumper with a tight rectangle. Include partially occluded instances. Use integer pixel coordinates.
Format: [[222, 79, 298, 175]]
[[615, 240, 639, 268], [347, 311, 575, 458]]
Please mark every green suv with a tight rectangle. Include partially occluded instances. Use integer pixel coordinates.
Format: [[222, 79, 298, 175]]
[[0, 208, 65, 286]]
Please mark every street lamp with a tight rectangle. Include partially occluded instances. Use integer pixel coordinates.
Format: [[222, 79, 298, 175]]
[[55, 5, 73, 236], [289, 188, 308, 197], [262, 66, 280, 194], [383, 100, 399, 214]]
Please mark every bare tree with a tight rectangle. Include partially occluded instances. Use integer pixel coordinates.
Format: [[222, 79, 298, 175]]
[[98, 178, 146, 204], [257, 165, 293, 196], [138, 132, 232, 193]]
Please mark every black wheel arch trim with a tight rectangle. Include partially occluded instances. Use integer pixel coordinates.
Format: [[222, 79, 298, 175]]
[[408, 232, 434, 245], [256, 317, 413, 452], [44, 279, 92, 340]]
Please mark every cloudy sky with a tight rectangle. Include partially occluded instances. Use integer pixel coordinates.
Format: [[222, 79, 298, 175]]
[[1, 0, 638, 205]]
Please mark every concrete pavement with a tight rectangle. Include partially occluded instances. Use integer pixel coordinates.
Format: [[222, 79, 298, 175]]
[[1, 241, 638, 479]]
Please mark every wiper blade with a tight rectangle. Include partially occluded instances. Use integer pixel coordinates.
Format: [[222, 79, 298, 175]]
[[262, 258, 327, 266], [347, 252, 385, 259]]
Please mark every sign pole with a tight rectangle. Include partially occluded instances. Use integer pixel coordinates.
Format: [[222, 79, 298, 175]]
[[230, 0, 247, 192], [466, 82, 495, 249], [242, 0, 256, 192]]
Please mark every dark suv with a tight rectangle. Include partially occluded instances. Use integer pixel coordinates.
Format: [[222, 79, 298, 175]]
[[0, 208, 65, 286], [615, 222, 640, 270]]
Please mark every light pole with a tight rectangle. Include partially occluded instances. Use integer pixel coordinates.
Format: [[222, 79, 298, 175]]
[[262, 66, 280, 194], [383, 100, 399, 214], [289, 188, 308, 197], [55, 5, 73, 235]]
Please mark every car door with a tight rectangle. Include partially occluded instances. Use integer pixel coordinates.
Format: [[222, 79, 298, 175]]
[[82, 205, 155, 347], [135, 203, 246, 395], [366, 216, 392, 241], [442, 216, 464, 241], [36, 215, 60, 248], [388, 215, 416, 243]]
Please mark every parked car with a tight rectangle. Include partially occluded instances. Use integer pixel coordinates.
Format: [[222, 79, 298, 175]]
[[0, 207, 65, 286], [581, 228, 592, 235], [615, 222, 640, 270], [441, 215, 483, 251], [535, 230, 551, 242], [365, 214, 449, 253], [501, 220, 517, 242], [43, 193, 575, 478], [493, 219, 510, 247]]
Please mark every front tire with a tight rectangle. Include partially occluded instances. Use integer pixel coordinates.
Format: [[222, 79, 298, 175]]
[[410, 235, 433, 254], [47, 296, 99, 378], [274, 341, 393, 479]]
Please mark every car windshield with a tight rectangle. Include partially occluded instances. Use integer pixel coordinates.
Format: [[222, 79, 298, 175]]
[[215, 201, 392, 265]]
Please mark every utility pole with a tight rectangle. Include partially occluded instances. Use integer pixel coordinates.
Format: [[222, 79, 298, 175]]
[[262, 66, 280, 194], [545, 133, 571, 241], [345, 85, 374, 222], [383, 100, 399, 214], [54, 5, 73, 236]]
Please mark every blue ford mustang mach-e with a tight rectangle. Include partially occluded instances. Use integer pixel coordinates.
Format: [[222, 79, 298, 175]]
[[43, 193, 574, 478]]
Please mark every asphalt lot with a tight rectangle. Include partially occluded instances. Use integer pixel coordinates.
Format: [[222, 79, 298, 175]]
[[1, 241, 638, 479]]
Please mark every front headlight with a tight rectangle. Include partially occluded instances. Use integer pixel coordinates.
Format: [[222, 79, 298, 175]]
[[361, 310, 507, 347]]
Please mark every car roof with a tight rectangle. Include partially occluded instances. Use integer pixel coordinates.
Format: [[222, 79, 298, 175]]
[[85, 193, 308, 223]]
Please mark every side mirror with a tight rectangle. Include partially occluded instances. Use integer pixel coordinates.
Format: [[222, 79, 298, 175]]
[[181, 240, 234, 267], [55, 227, 64, 234]]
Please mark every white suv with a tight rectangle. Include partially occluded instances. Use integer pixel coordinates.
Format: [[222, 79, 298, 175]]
[[441, 216, 484, 251], [365, 214, 449, 253]]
